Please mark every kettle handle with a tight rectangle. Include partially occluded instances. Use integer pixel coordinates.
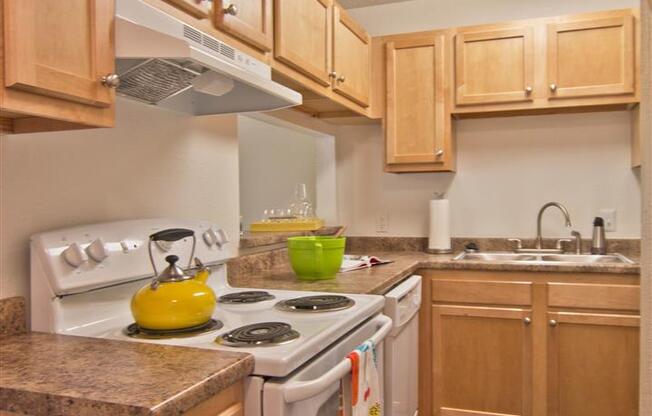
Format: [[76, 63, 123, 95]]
[[148, 228, 197, 276]]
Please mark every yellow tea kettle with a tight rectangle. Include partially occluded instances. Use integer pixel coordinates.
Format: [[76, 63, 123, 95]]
[[130, 228, 216, 330]]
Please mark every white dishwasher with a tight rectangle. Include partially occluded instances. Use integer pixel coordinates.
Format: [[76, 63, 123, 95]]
[[383, 275, 422, 416]]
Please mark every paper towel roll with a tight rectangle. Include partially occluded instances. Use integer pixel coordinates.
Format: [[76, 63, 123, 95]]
[[428, 198, 451, 252]]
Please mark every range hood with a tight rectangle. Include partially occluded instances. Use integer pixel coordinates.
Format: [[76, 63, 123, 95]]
[[114, 0, 302, 115]]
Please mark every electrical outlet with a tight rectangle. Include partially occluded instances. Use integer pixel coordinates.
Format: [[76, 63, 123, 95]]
[[375, 210, 389, 234], [599, 209, 617, 232]]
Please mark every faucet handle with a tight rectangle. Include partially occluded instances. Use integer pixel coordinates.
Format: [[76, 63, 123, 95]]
[[556, 238, 573, 251], [570, 230, 582, 254], [507, 238, 523, 251]]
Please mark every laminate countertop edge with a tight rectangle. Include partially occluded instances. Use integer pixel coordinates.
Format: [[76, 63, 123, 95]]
[[0, 332, 254, 416]]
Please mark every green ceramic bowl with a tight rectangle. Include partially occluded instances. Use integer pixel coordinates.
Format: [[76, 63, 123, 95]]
[[287, 236, 346, 281]]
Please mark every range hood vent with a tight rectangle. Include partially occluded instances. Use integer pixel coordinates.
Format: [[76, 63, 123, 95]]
[[115, 0, 302, 115]]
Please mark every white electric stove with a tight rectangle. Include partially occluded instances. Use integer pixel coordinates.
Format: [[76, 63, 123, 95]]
[[30, 219, 391, 416]]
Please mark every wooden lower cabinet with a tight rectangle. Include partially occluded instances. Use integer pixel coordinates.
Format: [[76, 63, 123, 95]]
[[432, 305, 532, 416], [423, 271, 640, 416], [547, 312, 639, 416], [185, 382, 244, 416]]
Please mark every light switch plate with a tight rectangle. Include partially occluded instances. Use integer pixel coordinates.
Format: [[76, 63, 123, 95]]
[[375, 210, 389, 234], [599, 209, 617, 232]]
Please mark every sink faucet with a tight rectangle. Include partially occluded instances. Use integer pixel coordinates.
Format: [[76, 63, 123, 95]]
[[536, 202, 572, 249]]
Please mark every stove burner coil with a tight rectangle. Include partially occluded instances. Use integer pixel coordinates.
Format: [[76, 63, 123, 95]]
[[216, 322, 300, 347], [218, 291, 275, 304], [275, 295, 355, 312], [124, 319, 223, 340]]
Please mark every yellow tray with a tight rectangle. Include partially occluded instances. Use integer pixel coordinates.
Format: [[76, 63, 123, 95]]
[[249, 218, 325, 232]]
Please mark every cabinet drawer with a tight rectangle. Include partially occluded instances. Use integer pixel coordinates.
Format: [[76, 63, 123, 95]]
[[431, 280, 532, 305], [547, 283, 639, 311]]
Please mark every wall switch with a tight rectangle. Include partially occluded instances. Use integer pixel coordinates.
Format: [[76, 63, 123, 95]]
[[375, 210, 389, 234], [599, 209, 617, 232]]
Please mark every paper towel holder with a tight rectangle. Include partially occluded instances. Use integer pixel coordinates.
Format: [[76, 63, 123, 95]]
[[426, 192, 453, 254]]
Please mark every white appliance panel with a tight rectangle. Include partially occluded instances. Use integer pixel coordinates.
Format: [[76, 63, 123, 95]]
[[384, 276, 421, 416]]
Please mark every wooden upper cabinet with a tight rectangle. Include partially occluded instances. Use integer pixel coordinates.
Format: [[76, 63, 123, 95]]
[[432, 305, 533, 416], [163, 0, 211, 19], [455, 26, 535, 105], [274, 0, 332, 86], [386, 36, 452, 171], [3, 0, 115, 108], [332, 5, 370, 107], [547, 312, 639, 416], [213, 0, 273, 52], [547, 12, 636, 99]]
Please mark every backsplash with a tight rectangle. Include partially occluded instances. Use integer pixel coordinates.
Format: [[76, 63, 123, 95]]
[[0, 297, 26, 337]]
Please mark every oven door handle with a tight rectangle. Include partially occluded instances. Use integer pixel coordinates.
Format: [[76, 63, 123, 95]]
[[282, 314, 393, 403]]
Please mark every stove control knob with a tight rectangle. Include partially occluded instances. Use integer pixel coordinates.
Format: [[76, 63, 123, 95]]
[[203, 228, 219, 246], [120, 240, 131, 253], [62, 243, 88, 268], [215, 228, 229, 247], [86, 238, 108, 262]]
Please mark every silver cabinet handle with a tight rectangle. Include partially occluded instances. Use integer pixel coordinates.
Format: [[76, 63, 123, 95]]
[[523, 317, 532, 325], [549, 319, 558, 327], [549, 83, 558, 92], [337, 75, 346, 83], [525, 86, 533, 94], [435, 149, 444, 157], [328, 71, 338, 79], [224, 4, 238, 15], [101, 74, 120, 88]]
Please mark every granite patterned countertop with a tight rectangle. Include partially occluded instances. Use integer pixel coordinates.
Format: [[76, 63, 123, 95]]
[[228, 251, 640, 295], [0, 332, 253, 416]]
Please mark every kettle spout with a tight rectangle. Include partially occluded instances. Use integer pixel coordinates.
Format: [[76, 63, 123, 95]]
[[193, 257, 211, 283]]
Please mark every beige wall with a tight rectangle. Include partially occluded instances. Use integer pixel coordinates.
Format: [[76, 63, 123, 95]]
[[337, 112, 641, 238], [0, 99, 240, 299], [337, 0, 642, 239]]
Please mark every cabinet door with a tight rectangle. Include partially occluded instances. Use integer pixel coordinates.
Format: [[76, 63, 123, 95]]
[[332, 5, 370, 107], [547, 14, 635, 99], [547, 312, 639, 416], [3, 0, 115, 108], [164, 0, 211, 19], [455, 27, 534, 105], [214, 0, 272, 51], [274, 0, 332, 86], [432, 305, 533, 416], [386, 37, 448, 166]]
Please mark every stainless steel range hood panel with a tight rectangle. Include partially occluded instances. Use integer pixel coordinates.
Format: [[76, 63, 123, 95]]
[[115, 0, 302, 115]]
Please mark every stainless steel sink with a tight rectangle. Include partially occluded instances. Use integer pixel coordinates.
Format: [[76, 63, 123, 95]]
[[453, 252, 634, 265]]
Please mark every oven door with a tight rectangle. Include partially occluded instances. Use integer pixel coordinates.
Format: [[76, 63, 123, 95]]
[[262, 314, 392, 416]]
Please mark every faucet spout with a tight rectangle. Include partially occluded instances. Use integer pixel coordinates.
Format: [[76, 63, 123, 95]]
[[536, 202, 572, 249]]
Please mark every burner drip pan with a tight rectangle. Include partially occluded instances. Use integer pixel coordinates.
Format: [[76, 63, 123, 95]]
[[275, 295, 355, 312], [218, 291, 275, 304], [125, 319, 223, 339], [216, 322, 299, 347]]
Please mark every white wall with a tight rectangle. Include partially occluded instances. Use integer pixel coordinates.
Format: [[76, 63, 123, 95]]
[[238, 115, 318, 228], [0, 99, 239, 299], [336, 0, 642, 239], [348, 0, 638, 35], [337, 112, 641, 238]]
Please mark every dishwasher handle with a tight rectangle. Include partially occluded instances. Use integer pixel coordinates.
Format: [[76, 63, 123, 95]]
[[282, 314, 393, 403]]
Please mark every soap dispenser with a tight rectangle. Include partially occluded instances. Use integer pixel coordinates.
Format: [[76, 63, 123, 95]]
[[591, 217, 607, 255]]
